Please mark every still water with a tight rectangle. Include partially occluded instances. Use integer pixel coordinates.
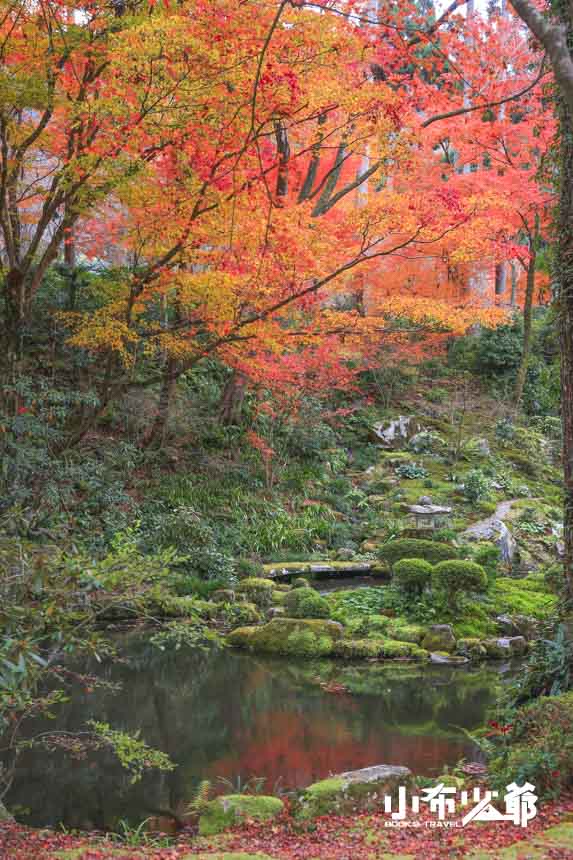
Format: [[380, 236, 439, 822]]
[[6, 637, 516, 829]]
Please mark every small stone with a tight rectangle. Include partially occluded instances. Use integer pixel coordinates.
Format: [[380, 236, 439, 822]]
[[419, 495, 433, 505]]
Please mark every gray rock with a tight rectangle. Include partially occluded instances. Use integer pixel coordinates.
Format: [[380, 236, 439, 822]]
[[496, 614, 539, 640], [336, 547, 355, 561], [298, 765, 413, 819], [422, 624, 456, 653], [372, 416, 420, 448], [419, 495, 433, 505], [406, 504, 452, 515], [475, 438, 491, 457], [483, 636, 528, 658], [499, 522, 518, 565]]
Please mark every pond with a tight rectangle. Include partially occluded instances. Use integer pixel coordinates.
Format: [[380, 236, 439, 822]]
[[6, 637, 518, 831]]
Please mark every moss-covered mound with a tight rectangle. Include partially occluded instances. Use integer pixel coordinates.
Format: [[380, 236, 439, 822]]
[[297, 765, 412, 819], [198, 795, 284, 836], [379, 539, 458, 568], [227, 617, 344, 656], [283, 587, 330, 618]]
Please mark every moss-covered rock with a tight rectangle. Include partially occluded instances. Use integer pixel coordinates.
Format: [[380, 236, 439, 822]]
[[421, 624, 456, 653], [483, 636, 528, 658], [212, 589, 236, 604], [236, 578, 275, 608], [198, 794, 284, 836], [332, 638, 384, 659], [224, 602, 262, 627], [387, 622, 427, 645], [297, 765, 412, 819], [283, 587, 330, 619], [456, 637, 487, 659], [227, 617, 343, 657], [271, 590, 286, 606], [380, 639, 428, 659]]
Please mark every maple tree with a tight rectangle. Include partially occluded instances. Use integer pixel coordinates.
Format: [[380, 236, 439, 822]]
[[0, 0, 553, 449]]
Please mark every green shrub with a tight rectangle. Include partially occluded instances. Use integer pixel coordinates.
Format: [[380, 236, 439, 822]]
[[432, 560, 488, 610], [378, 539, 458, 568], [236, 558, 264, 578], [493, 692, 573, 798], [471, 543, 501, 583], [236, 577, 275, 608], [292, 576, 310, 589], [463, 469, 492, 503], [393, 558, 433, 597], [284, 587, 330, 619]]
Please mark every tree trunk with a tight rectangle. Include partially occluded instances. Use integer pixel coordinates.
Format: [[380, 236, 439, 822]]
[[3, 267, 27, 368], [218, 371, 248, 426], [514, 251, 536, 405], [510, 261, 518, 306], [558, 94, 573, 606], [144, 358, 178, 448]]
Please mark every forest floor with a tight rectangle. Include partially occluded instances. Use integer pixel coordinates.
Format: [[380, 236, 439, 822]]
[[3, 798, 573, 860]]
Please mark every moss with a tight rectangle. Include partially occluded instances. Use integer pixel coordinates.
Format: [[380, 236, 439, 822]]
[[387, 622, 427, 645], [224, 602, 262, 628], [283, 587, 330, 619], [300, 777, 346, 817], [456, 637, 486, 658], [140, 592, 203, 618], [298, 768, 412, 819], [236, 578, 275, 608], [379, 539, 458, 568], [392, 558, 433, 596], [198, 795, 284, 836], [332, 638, 384, 659], [492, 575, 558, 619], [227, 617, 342, 657], [271, 590, 286, 605], [379, 639, 426, 659]]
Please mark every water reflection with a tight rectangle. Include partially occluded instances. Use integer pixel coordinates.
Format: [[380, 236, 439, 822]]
[[5, 637, 515, 830]]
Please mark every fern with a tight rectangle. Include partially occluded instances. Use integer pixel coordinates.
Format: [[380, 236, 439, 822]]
[[186, 779, 212, 815]]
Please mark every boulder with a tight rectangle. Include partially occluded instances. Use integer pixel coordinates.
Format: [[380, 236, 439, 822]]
[[456, 638, 487, 659], [372, 416, 420, 448], [483, 636, 528, 659], [298, 765, 412, 819], [198, 794, 284, 836], [227, 617, 344, 657], [211, 589, 236, 604], [496, 614, 539, 640], [430, 652, 469, 666], [499, 522, 518, 566], [421, 624, 456, 653]]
